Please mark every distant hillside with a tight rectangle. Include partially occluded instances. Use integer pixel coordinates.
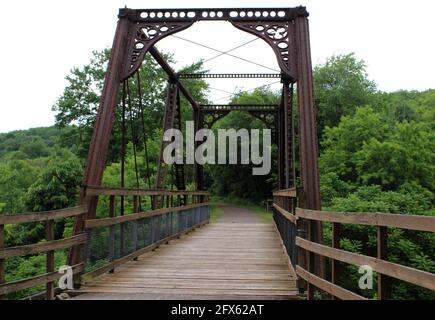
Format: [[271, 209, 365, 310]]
[[0, 126, 76, 159]]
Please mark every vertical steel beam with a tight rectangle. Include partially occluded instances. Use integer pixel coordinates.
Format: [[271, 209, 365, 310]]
[[283, 82, 290, 188], [277, 91, 285, 190], [294, 13, 323, 288], [194, 109, 205, 191], [69, 14, 131, 266]]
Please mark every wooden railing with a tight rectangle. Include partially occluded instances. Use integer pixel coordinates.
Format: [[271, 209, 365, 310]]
[[80, 186, 211, 282], [0, 187, 210, 300], [0, 206, 88, 300], [272, 189, 435, 300]]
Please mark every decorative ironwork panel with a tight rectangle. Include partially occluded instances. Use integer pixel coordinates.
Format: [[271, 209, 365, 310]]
[[231, 21, 295, 79], [123, 21, 194, 80]]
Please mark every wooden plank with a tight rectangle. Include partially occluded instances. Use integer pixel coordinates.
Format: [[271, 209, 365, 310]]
[[77, 207, 299, 300], [0, 206, 87, 225], [84, 203, 209, 229], [296, 208, 435, 232], [296, 266, 366, 300], [273, 188, 297, 198], [0, 234, 87, 259], [85, 185, 209, 197], [78, 286, 300, 297], [0, 263, 84, 296], [296, 237, 435, 291], [273, 203, 297, 224], [81, 220, 209, 282], [97, 272, 294, 281]]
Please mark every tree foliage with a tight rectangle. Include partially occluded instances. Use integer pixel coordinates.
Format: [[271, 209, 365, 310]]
[[313, 53, 377, 139]]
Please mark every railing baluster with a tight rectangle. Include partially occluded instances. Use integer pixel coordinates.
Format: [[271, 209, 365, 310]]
[[377, 226, 390, 300], [133, 196, 139, 260], [331, 222, 341, 300], [109, 195, 115, 272], [46, 219, 54, 300]]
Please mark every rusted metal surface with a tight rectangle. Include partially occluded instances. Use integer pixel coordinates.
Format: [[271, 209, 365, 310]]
[[69, 15, 131, 267], [155, 84, 179, 194]]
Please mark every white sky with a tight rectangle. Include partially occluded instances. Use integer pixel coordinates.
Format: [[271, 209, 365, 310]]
[[1, 0, 434, 133]]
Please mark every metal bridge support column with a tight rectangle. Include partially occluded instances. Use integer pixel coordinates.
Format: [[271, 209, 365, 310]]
[[295, 12, 323, 297], [69, 13, 131, 267], [194, 109, 205, 191]]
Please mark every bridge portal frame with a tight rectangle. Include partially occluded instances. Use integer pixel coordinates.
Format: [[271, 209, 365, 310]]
[[70, 6, 323, 292]]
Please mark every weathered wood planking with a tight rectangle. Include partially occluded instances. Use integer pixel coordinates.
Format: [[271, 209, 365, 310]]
[[77, 209, 299, 300]]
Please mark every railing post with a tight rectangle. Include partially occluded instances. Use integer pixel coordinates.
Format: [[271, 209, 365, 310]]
[[296, 220, 307, 294], [109, 195, 115, 273], [0, 223, 5, 300], [331, 222, 341, 299], [133, 196, 139, 260], [377, 226, 390, 300], [46, 219, 55, 300]]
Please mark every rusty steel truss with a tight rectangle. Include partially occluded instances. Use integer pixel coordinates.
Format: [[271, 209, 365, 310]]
[[70, 6, 322, 278]]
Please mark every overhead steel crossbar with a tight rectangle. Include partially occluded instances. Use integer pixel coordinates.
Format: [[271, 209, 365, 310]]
[[200, 104, 279, 112], [119, 7, 307, 22], [178, 73, 282, 79]]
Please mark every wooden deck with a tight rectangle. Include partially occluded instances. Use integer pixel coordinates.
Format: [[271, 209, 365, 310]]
[[73, 207, 299, 300]]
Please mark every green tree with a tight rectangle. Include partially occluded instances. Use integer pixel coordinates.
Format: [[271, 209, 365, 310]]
[[355, 122, 434, 191], [320, 106, 388, 182], [25, 149, 83, 212], [0, 159, 39, 214], [52, 49, 209, 163], [313, 53, 377, 139]]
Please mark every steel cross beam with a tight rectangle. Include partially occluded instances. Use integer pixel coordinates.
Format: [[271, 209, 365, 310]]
[[178, 73, 282, 79], [119, 7, 308, 23], [200, 104, 278, 112]]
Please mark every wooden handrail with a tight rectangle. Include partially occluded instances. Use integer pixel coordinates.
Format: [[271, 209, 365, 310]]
[[0, 234, 87, 259], [296, 237, 435, 292], [273, 203, 297, 224], [0, 205, 90, 299], [272, 193, 435, 299], [0, 206, 87, 225], [273, 187, 297, 198], [85, 185, 210, 197], [295, 266, 367, 300], [0, 263, 84, 296], [296, 208, 435, 233], [84, 202, 209, 229]]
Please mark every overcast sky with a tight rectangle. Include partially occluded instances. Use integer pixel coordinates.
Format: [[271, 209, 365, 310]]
[[1, 0, 434, 133]]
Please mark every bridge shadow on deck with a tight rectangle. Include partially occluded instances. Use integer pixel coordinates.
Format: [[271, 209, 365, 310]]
[[72, 207, 299, 300]]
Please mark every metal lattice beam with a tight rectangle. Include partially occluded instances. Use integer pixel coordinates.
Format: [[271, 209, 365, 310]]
[[200, 104, 278, 112], [119, 7, 308, 23], [178, 73, 282, 79]]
